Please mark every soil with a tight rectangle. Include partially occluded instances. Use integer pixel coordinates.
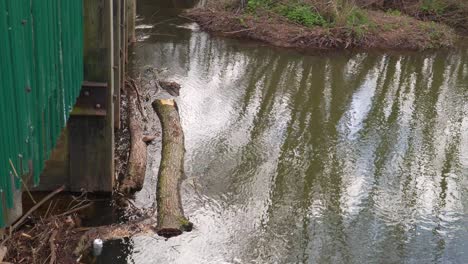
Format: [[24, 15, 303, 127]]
[[185, 8, 456, 50]]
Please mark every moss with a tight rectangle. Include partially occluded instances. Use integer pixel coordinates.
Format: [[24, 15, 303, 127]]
[[178, 217, 194, 231]]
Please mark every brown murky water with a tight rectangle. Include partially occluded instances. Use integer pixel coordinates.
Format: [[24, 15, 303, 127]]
[[98, 1, 468, 263]]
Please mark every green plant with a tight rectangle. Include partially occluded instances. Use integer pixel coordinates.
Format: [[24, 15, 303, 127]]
[[343, 8, 374, 39], [425, 21, 443, 39], [382, 23, 393, 31], [276, 4, 328, 27], [247, 0, 272, 11], [386, 9, 402, 16], [346, 8, 370, 27], [421, 0, 446, 14], [239, 16, 248, 27]]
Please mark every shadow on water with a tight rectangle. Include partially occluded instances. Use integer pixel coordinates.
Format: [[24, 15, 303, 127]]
[[99, 0, 468, 262]]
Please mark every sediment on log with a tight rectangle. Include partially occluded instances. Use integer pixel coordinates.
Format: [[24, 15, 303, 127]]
[[152, 99, 193, 238], [119, 80, 147, 194]]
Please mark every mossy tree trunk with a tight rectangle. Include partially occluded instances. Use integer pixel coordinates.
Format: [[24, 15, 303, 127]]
[[152, 99, 193, 238]]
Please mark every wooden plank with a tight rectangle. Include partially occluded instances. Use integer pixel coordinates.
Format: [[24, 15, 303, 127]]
[[70, 0, 114, 192], [121, 0, 127, 92], [34, 128, 70, 191], [121, 0, 126, 90], [113, 0, 121, 129], [69, 117, 110, 192], [127, 0, 136, 43]]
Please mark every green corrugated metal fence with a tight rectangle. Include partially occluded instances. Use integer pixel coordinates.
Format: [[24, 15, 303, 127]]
[[0, 0, 83, 227]]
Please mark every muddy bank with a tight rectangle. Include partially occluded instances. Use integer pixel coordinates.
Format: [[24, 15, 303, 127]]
[[186, 6, 457, 50]]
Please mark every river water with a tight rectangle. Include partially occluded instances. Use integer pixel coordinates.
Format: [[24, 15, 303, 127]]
[[110, 1, 468, 263]]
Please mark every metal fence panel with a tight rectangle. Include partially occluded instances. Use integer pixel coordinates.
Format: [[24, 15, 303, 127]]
[[0, 0, 83, 226]]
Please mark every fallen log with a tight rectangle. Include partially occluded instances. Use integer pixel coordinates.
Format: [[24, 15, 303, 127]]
[[152, 99, 193, 238], [73, 218, 155, 257], [119, 80, 147, 194]]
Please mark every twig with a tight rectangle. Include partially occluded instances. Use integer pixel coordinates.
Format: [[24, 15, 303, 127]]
[[44, 201, 53, 219], [41, 253, 51, 264], [178, 14, 195, 21], [149, 9, 160, 21], [127, 79, 146, 118], [146, 33, 177, 37], [67, 192, 87, 210], [67, 199, 87, 212], [56, 202, 94, 217], [9, 159, 37, 204], [20, 232, 33, 239], [74, 227, 92, 232], [8, 186, 65, 237], [49, 200, 59, 220], [223, 27, 255, 34], [49, 230, 57, 264]]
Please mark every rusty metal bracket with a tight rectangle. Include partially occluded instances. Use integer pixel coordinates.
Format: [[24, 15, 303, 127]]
[[71, 81, 108, 116]]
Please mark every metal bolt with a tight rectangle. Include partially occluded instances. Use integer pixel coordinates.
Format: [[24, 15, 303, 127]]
[[95, 104, 101, 109], [21, 19, 27, 25], [84, 90, 90, 96]]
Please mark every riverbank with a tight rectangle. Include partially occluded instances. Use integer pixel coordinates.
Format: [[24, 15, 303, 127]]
[[186, 0, 466, 50]]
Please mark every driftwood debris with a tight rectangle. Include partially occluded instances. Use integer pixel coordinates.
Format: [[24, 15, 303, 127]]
[[119, 80, 147, 194], [159, 81, 181, 96], [49, 230, 58, 264], [152, 99, 193, 238], [8, 185, 65, 236]]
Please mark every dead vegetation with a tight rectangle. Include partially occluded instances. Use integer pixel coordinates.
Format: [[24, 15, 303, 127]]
[[1, 186, 108, 263], [1, 185, 157, 264]]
